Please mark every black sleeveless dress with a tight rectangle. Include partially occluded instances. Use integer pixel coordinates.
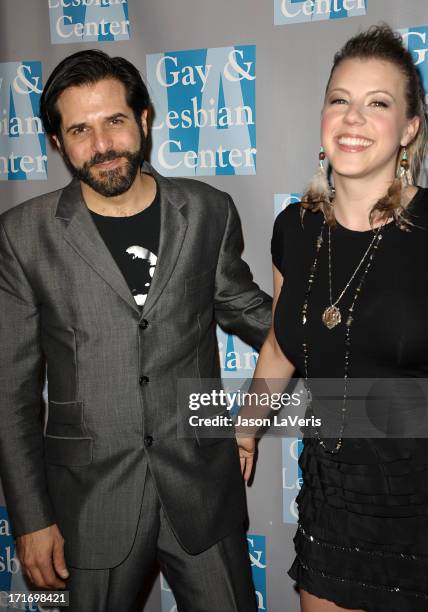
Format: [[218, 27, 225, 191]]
[[271, 188, 428, 611]]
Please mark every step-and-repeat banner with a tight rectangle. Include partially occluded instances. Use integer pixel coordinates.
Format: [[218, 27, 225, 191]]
[[0, 1, 427, 610]]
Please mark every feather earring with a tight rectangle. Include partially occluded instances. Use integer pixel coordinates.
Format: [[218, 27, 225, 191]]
[[305, 147, 332, 205], [398, 147, 412, 188]]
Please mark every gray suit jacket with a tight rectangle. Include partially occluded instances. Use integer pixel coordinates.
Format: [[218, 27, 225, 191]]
[[0, 163, 271, 568]]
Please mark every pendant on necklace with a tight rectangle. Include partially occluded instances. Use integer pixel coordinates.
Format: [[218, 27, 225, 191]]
[[322, 305, 341, 329]]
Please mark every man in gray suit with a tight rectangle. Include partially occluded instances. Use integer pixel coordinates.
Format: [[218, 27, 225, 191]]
[[0, 50, 271, 611]]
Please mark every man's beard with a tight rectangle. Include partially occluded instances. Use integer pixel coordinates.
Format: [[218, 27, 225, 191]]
[[61, 128, 146, 198]]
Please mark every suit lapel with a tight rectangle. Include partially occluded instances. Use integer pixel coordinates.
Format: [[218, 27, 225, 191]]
[[56, 179, 141, 315], [55, 167, 189, 317], [142, 165, 188, 316]]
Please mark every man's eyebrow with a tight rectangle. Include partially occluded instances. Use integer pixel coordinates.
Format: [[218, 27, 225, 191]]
[[65, 112, 130, 133], [105, 112, 130, 122]]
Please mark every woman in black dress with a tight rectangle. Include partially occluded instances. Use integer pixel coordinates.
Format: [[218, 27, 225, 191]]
[[238, 25, 427, 611]]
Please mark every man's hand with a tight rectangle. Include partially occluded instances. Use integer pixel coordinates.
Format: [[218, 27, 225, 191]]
[[16, 524, 69, 589], [236, 436, 256, 482]]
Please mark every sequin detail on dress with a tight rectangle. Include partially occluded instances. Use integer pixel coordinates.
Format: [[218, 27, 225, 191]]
[[296, 555, 428, 600], [298, 523, 423, 561]]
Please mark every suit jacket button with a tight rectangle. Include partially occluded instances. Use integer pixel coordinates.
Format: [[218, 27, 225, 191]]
[[139, 375, 149, 385], [139, 320, 149, 329], [144, 436, 154, 447]]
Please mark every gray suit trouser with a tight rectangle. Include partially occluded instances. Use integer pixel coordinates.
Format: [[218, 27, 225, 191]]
[[66, 458, 257, 612]]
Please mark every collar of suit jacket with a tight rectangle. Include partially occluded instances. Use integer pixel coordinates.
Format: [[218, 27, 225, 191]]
[[53, 161, 189, 317]]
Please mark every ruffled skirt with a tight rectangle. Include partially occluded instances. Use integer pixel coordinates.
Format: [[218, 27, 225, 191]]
[[288, 437, 428, 612]]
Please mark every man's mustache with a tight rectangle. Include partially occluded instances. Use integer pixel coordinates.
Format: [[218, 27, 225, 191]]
[[85, 150, 131, 170]]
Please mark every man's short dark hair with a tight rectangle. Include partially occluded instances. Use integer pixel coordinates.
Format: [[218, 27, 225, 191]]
[[40, 49, 151, 138]]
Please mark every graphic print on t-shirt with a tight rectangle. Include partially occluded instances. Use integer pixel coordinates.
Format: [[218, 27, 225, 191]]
[[125, 245, 158, 306], [90, 186, 161, 309]]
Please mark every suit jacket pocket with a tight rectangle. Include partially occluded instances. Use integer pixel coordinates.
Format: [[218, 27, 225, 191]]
[[44, 435, 93, 467], [46, 400, 86, 437]]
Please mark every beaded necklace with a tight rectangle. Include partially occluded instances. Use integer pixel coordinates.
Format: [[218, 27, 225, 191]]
[[302, 219, 385, 454]]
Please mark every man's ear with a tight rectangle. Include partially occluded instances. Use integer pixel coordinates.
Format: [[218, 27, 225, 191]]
[[141, 109, 149, 137], [52, 134, 62, 153]]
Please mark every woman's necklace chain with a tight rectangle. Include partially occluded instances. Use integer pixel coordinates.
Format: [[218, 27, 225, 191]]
[[302, 220, 384, 454], [323, 225, 383, 330]]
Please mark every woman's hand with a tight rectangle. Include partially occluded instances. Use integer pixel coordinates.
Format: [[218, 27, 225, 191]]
[[236, 436, 256, 482]]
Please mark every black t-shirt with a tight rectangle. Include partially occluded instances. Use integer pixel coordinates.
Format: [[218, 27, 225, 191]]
[[271, 188, 428, 379], [271, 188, 428, 466], [90, 188, 160, 308]]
